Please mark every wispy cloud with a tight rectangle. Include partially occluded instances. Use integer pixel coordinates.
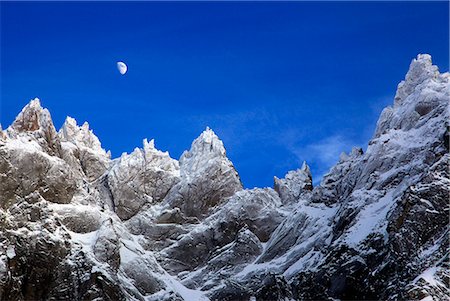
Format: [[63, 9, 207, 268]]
[[286, 134, 360, 184], [185, 93, 393, 187], [294, 135, 355, 165]]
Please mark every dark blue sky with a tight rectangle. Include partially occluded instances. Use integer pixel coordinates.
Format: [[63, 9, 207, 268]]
[[1, 1, 448, 188]]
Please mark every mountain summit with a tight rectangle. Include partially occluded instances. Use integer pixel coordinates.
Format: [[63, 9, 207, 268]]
[[0, 54, 448, 300]]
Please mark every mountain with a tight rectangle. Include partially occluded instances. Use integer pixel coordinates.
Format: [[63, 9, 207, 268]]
[[0, 54, 448, 301]]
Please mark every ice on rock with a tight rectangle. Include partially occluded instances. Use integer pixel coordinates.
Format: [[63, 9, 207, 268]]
[[159, 188, 285, 290], [9, 98, 44, 132], [218, 54, 449, 300]]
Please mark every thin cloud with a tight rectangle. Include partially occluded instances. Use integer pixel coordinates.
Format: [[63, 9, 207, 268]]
[[287, 134, 360, 184]]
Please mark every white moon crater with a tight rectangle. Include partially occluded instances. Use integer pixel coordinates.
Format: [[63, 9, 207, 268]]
[[117, 61, 127, 75]]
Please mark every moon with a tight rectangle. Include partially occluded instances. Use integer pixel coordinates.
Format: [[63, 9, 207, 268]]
[[117, 61, 127, 75]]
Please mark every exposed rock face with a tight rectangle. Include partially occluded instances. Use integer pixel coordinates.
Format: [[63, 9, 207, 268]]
[[59, 116, 111, 181], [108, 139, 180, 220], [159, 188, 285, 285], [162, 127, 243, 219], [8, 98, 62, 157], [0, 200, 72, 300], [0, 131, 78, 206], [274, 161, 312, 204], [0, 54, 448, 301]]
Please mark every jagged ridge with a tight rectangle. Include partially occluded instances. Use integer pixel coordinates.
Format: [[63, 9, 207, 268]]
[[0, 54, 448, 301]]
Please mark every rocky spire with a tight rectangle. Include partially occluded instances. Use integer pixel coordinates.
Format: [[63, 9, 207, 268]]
[[394, 54, 439, 106], [0, 124, 5, 140], [107, 138, 180, 220], [274, 161, 313, 204], [164, 127, 242, 218], [59, 116, 108, 157], [374, 54, 448, 138], [0, 55, 448, 301], [10, 98, 46, 132], [8, 98, 61, 156], [179, 127, 229, 176], [301, 160, 312, 178]]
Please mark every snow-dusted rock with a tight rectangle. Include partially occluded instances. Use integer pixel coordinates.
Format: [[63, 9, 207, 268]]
[[159, 188, 285, 290], [203, 54, 449, 300], [163, 127, 242, 218], [310, 147, 363, 206], [239, 54, 449, 300], [0, 125, 6, 140], [0, 199, 72, 300], [274, 161, 313, 204], [108, 138, 180, 220], [378, 54, 447, 136], [0, 136, 78, 205], [394, 54, 440, 107], [59, 117, 111, 181], [7, 98, 62, 157]]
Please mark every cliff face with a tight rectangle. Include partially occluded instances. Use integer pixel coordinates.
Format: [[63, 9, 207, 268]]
[[0, 54, 448, 301]]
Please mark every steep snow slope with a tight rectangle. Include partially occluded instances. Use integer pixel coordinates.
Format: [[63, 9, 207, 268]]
[[0, 54, 448, 301]]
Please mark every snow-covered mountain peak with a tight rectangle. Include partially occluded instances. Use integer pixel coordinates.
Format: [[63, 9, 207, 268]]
[[164, 127, 243, 218], [140, 139, 179, 170], [24, 97, 42, 110], [59, 116, 107, 157], [7, 98, 62, 156], [300, 160, 311, 176], [143, 138, 156, 150], [274, 161, 313, 204], [179, 127, 229, 175], [394, 53, 440, 106], [374, 54, 448, 139], [188, 127, 225, 155], [107, 137, 180, 220], [9, 98, 52, 134]]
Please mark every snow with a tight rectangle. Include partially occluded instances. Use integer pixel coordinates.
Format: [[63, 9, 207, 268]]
[[68, 230, 99, 253], [59, 116, 109, 157], [0, 256, 7, 274], [414, 267, 440, 286], [4, 135, 66, 166], [6, 246, 16, 259], [419, 198, 434, 208], [160, 272, 209, 301], [6, 136, 42, 152], [283, 249, 321, 278], [119, 237, 145, 265], [418, 231, 447, 259], [411, 262, 448, 299], [342, 190, 395, 247]]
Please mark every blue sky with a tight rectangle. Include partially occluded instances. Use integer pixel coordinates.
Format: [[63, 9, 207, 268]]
[[1, 1, 448, 188]]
